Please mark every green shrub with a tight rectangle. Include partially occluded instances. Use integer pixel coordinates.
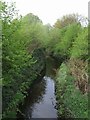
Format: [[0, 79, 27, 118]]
[[2, 2, 46, 118], [54, 24, 81, 58], [71, 28, 88, 60], [56, 63, 88, 118]]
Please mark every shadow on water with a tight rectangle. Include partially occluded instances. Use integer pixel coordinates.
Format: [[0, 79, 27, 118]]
[[17, 57, 60, 119]]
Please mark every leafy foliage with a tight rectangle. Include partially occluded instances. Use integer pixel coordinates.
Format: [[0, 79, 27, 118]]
[[2, 1, 88, 119], [70, 27, 88, 60], [56, 63, 88, 118], [54, 14, 88, 29], [54, 23, 81, 58], [2, 2, 46, 118]]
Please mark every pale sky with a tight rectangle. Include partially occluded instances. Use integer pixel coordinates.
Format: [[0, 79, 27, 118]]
[[4, 0, 89, 25]]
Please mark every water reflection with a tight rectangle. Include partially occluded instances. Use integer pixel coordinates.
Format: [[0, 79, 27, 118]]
[[18, 76, 57, 119], [18, 77, 46, 119], [17, 57, 59, 119], [30, 76, 57, 118]]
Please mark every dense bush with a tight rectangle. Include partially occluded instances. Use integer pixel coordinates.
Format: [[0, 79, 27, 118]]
[[1, 1, 88, 119], [1, 2, 46, 118], [53, 24, 81, 58], [2, 48, 46, 118], [54, 19, 88, 118], [70, 27, 88, 60], [56, 63, 88, 118], [68, 58, 88, 93], [16, 13, 50, 52]]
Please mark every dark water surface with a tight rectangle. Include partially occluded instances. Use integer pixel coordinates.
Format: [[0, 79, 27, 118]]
[[17, 57, 59, 119]]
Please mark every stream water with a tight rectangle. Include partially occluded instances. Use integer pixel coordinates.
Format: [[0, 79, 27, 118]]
[[17, 57, 59, 119]]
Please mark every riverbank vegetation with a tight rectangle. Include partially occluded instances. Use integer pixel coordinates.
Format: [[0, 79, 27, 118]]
[[1, 1, 46, 118], [1, 1, 89, 119]]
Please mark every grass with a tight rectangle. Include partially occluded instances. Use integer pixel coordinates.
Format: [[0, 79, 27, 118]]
[[55, 62, 88, 118]]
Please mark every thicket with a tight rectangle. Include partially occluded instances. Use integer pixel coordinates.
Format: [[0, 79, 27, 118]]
[[56, 63, 88, 118], [54, 14, 88, 118], [1, 1, 46, 118], [1, 1, 88, 119]]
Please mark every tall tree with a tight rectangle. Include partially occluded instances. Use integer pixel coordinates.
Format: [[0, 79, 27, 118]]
[[54, 14, 87, 29]]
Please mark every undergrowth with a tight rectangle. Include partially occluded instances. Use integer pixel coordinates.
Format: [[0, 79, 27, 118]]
[[56, 63, 88, 118]]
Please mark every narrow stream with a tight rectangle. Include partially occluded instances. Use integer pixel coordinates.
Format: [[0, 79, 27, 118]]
[[17, 57, 59, 119]]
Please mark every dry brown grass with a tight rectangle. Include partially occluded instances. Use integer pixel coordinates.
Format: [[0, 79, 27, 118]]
[[68, 58, 89, 94]]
